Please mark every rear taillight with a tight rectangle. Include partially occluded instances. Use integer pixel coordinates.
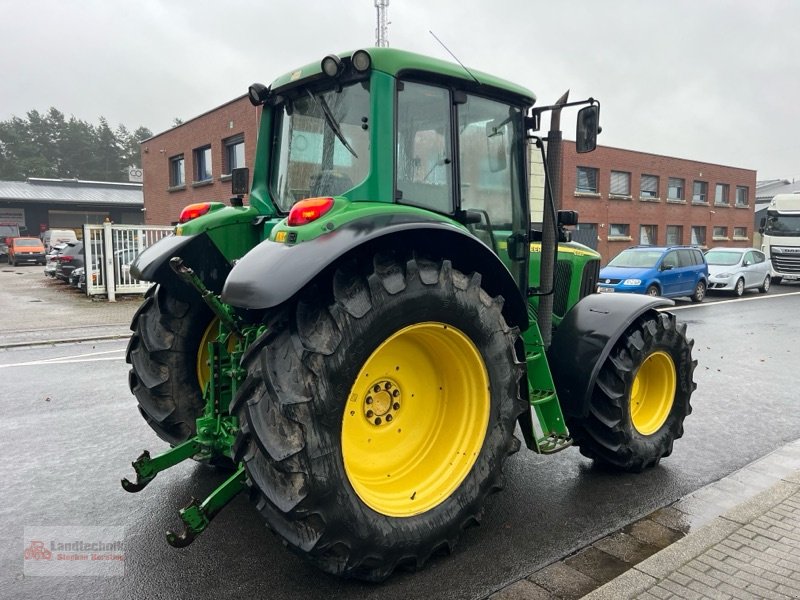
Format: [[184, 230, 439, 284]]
[[60, 255, 74, 262], [287, 197, 335, 226], [179, 202, 225, 224]]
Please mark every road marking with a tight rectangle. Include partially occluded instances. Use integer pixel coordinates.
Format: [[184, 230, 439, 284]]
[[666, 290, 800, 311], [0, 348, 125, 369]]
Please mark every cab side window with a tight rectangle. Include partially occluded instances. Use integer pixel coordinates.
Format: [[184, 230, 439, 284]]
[[396, 81, 453, 213]]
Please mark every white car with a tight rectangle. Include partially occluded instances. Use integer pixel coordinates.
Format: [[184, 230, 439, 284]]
[[706, 247, 771, 296]]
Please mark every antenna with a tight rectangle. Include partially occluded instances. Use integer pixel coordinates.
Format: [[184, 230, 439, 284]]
[[375, 0, 390, 47], [429, 30, 480, 86]]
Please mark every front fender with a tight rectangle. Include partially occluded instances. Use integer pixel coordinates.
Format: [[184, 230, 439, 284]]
[[221, 214, 529, 328], [547, 293, 673, 419]]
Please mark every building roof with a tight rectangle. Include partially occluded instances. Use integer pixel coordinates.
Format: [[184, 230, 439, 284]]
[[0, 178, 143, 206], [755, 179, 800, 203]]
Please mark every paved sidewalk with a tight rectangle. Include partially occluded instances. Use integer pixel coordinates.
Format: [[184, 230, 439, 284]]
[[585, 454, 800, 600], [490, 439, 800, 600]]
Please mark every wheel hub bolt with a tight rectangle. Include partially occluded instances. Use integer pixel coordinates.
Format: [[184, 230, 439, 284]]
[[363, 379, 401, 426]]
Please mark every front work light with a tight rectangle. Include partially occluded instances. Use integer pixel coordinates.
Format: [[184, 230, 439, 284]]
[[287, 197, 335, 226], [351, 50, 371, 72], [321, 54, 343, 77]]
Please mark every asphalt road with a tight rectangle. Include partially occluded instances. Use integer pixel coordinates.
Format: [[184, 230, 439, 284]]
[[1, 285, 799, 599]]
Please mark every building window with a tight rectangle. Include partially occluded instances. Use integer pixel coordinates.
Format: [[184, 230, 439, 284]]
[[576, 166, 598, 193], [667, 177, 684, 200], [640, 174, 659, 198], [692, 180, 708, 203], [610, 171, 631, 196], [714, 183, 729, 206], [169, 154, 185, 188], [224, 135, 245, 174], [713, 226, 728, 239], [194, 145, 213, 182], [736, 186, 749, 207], [640, 224, 658, 245], [573, 223, 598, 249], [690, 226, 706, 246], [609, 223, 630, 238], [734, 226, 747, 239], [666, 225, 683, 245]]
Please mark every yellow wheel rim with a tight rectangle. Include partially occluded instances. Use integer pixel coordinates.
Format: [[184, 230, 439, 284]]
[[196, 318, 236, 392], [342, 322, 490, 517], [630, 351, 676, 435]]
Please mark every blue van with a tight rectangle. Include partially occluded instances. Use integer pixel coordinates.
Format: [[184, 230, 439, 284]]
[[598, 246, 709, 302]]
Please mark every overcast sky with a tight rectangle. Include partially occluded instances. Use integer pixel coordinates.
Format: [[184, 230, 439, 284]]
[[1, 0, 797, 180]]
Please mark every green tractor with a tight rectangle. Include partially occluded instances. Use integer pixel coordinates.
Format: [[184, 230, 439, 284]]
[[123, 48, 696, 581]]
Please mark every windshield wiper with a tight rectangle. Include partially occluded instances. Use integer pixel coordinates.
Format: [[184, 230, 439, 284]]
[[306, 90, 358, 159]]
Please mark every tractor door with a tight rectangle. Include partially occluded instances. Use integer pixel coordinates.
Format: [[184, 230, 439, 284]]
[[395, 79, 530, 293]]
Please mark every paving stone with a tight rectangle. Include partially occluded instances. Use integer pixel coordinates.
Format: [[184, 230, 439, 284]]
[[648, 506, 693, 534], [526, 562, 597, 600], [580, 568, 658, 600], [487, 578, 554, 600], [622, 519, 684, 549], [563, 546, 629, 584], [591, 532, 662, 565]]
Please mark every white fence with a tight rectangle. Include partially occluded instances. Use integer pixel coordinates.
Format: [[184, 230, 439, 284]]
[[83, 223, 174, 300]]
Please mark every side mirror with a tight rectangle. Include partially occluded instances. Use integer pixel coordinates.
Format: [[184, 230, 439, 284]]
[[231, 167, 250, 196], [557, 210, 579, 226], [576, 105, 600, 154], [660, 264, 674, 272], [486, 120, 507, 173]]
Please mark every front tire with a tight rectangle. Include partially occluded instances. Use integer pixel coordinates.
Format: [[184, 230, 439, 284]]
[[126, 284, 213, 445], [232, 254, 525, 580], [645, 284, 659, 297], [568, 312, 696, 472], [734, 278, 745, 297]]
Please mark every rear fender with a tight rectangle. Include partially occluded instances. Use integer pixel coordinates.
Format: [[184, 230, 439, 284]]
[[547, 293, 673, 420], [130, 233, 232, 300], [221, 214, 529, 329]]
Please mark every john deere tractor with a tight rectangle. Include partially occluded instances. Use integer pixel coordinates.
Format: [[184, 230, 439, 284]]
[[123, 47, 696, 581]]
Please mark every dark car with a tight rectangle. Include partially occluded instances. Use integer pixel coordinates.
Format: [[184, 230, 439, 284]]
[[598, 245, 709, 302], [55, 241, 85, 282]]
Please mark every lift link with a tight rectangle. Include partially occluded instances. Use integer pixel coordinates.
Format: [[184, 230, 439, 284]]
[[166, 466, 247, 548], [169, 256, 243, 337]]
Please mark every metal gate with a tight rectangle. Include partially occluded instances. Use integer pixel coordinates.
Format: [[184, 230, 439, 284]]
[[83, 223, 174, 300]]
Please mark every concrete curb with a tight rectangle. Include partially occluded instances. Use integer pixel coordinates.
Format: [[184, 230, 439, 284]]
[[582, 440, 800, 599], [0, 332, 131, 350]]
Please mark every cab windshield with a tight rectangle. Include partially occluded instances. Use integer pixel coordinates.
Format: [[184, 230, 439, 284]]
[[764, 213, 800, 237], [608, 250, 663, 268], [270, 81, 371, 212]]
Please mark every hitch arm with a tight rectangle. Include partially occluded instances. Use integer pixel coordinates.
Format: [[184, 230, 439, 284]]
[[166, 465, 247, 548], [121, 439, 202, 493]]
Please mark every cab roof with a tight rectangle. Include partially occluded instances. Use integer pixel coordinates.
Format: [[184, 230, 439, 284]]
[[269, 47, 536, 107]]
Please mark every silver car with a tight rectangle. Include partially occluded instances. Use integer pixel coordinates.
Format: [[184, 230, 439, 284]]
[[706, 247, 771, 296]]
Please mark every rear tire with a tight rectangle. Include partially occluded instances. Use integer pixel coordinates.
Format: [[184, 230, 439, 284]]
[[126, 284, 213, 445], [568, 312, 696, 472], [691, 280, 706, 303], [232, 253, 525, 580]]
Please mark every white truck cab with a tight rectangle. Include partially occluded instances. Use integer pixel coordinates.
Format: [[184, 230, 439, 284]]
[[761, 193, 800, 283]]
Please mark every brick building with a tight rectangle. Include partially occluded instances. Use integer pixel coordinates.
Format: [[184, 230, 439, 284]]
[[140, 95, 259, 225], [560, 141, 756, 263], [141, 98, 756, 265]]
